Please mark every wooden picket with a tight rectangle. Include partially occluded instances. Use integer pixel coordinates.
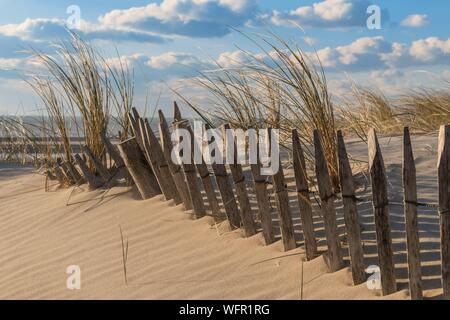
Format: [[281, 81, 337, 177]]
[[292, 129, 317, 261], [337, 130, 366, 285], [368, 128, 397, 296], [402, 127, 423, 300], [438, 125, 450, 299], [314, 130, 343, 272], [158, 110, 193, 210], [223, 123, 256, 237]]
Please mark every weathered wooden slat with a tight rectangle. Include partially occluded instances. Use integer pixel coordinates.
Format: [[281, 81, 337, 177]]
[[402, 127, 423, 300], [74, 154, 104, 190], [223, 124, 256, 237], [211, 160, 241, 229], [438, 125, 450, 299], [314, 130, 343, 272], [368, 128, 397, 295], [174, 122, 206, 218], [52, 164, 66, 185], [250, 161, 275, 245], [100, 132, 124, 169], [139, 117, 181, 203], [184, 123, 222, 219], [337, 130, 366, 285], [118, 137, 160, 200], [292, 129, 318, 261], [60, 161, 76, 185], [66, 160, 83, 184], [84, 146, 111, 182], [266, 128, 296, 251], [128, 109, 162, 195], [158, 110, 193, 210], [173, 101, 182, 123]]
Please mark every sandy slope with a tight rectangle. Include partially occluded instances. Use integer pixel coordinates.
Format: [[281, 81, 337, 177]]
[[0, 134, 442, 300]]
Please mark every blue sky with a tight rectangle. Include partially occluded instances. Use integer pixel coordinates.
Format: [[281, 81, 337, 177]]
[[0, 0, 449, 114]]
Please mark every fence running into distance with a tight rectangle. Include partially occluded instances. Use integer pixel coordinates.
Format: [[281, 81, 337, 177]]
[[46, 102, 450, 300]]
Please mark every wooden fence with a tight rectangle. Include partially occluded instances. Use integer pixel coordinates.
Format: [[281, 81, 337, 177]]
[[46, 103, 450, 300]]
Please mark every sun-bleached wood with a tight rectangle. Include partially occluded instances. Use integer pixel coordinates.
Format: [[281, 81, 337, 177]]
[[250, 161, 275, 245], [438, 125, 450, 299], [60, 161, 76, 185], [292, 129, 318, 261], [210, 159, 241, 229], [100, 132, 124, 169], [118, 138, 160, 200], [402, 127, 423, 300], [267, 128, 296, 251], [223, 124, 256, 237], [67, 160, 83, 184], [84, 146, 111, 182], [128, 109, 162, 195], [74, 154, 103, 190], [337, 130, 366, 285], [183, 123, 222, 218], [139, 117, 182, 204], [158, 110, 192, 210], [314, 130, 343, 272], [368, 128, 397, 296], [173, 122, 206, 218]]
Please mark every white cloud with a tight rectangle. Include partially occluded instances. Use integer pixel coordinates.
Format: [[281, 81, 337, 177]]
[[99, 0, 258, 38], [264, 0, 389, 29], [0, 18, 168, 43], [401, 14, 429, 27]]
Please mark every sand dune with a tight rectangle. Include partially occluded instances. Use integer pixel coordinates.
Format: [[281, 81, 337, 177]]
[[0, 134, 442, 299]]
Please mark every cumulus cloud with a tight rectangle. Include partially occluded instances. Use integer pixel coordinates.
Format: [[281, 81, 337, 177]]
[[0, 18, 168, 43], [313, 36, 450, 72], [401, 14, 428, 27], [264, 0, 389, 29], [99, 0, 258, 38]]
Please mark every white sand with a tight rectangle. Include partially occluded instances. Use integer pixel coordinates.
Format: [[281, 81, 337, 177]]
[[0, 134, 442, 299]]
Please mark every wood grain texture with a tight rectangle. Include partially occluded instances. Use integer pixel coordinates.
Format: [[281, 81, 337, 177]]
[[118, 138, 160, 200], [223, 124, 256, 237], [368, 128, 397, 296], [314, 130, 343, 272], [292, 129, 317, 261], [402, 127, 423, 300], [438, 125, 450, 299], [250, 161, 275, 245], [337, 130, 366, 285], [158, 110, 193, 210]]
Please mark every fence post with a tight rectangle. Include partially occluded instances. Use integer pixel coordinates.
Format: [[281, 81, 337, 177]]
[[292, 129, 318, 261], [118, 137, 160, 200], [128, 109, 162, 195], [158, 110, 193, 210], [84, 146, 111, 182], [314, 130, 343, 272], [337, 130, 366, 285], [74, 154, 103, 190], [438, 125, 450, 299], [173, 101, 182, 123], [402, 127, 423, 300], [100, 132, 124, 169], [180, 122, 221, 219], [368, 128, 397, 295], [223, 124, 256, 237], [210, 158, 241, 229], [174, 122, 206, 218], [139, 117, 181, 203], [250, 161, 275, 244], [270, 128, 296, 251]]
